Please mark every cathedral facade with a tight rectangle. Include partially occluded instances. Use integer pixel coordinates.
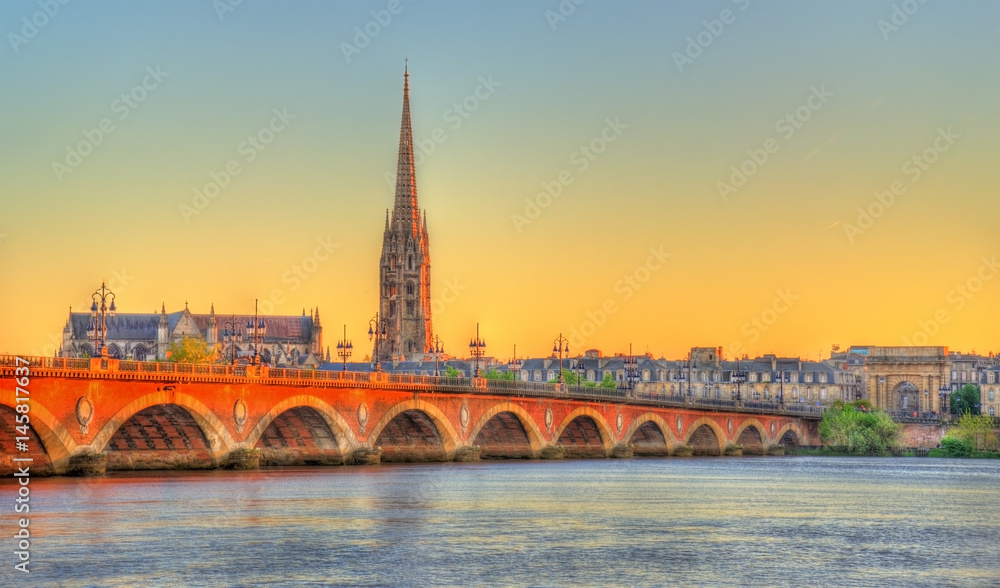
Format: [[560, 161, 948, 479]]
[[59, 304, 325, 367], [377, 68, 433, 360]]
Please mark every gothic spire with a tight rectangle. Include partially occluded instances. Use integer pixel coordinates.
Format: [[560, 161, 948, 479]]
[[393, 64, 420, 229]]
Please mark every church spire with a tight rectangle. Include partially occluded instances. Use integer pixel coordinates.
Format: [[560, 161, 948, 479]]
[[392, 63, 420, 230]]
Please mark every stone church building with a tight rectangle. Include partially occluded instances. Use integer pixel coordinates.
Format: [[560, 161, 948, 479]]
[[59, 303, 325, 367]]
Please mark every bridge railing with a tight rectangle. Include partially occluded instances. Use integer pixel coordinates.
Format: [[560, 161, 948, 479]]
[[1, 354, 830, 418]]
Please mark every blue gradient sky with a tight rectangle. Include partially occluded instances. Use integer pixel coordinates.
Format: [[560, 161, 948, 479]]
[[1, 0, 998, 359]]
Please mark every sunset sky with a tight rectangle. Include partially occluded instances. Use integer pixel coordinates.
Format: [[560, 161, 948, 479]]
[[1, 0, 997, 360]]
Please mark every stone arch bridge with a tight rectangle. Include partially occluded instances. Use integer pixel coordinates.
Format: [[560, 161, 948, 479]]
[[1, 356, 820, 475]]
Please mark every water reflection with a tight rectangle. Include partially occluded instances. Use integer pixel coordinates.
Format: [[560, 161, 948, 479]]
[[2, 458, 998, 587]]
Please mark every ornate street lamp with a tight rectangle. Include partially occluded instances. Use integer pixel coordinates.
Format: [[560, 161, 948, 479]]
[[620, 343, 639, 392], [773, 368, 787, 405], [368, 312, 388, 372], [431, 335, 444, 377], [879, 376, 886, 409], [731, 358, 746, 402], [86, 282, 117, 358], [244, 299, 267, 365], [575, 355, 586, 387], [508, 344, 520, 380], [469, 323, 486, 377], [553, 333, 569, 383], [938, 385, 951, 417], [222, 316, 243, 364], [336, 324, 353, 372]]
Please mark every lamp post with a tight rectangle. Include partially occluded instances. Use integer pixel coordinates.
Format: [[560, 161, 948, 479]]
[[244, 299, 267, 365], [469, 323, 486, 377], [368, 313, 388, 372], [508, 344, 520, 380], [878, 377, 886, 410], [86, 281, 117, 358], [938, 385, 951, 418], [431, 335, 444, 377], [731, 358, 746, 402], [575, 355, 586, 388], [222, 316, 243, 364], [553, 333, 569, 383], [773, 368, 787, 405], [620, 343, 639, 393], [336, 324, 353, 372]]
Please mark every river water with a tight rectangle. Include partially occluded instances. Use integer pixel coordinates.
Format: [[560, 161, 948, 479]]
[[3, 457, 998, 587]]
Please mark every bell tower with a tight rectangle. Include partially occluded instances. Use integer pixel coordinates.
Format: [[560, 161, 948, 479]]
[[377, 65, 432, 360]]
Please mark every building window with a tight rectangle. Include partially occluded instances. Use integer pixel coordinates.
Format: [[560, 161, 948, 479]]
[[390, 284, 397, 297], [990, 390, 995, 402], [587, 370, 595, 380], [133, 345, 148, 361], [406, 301, 414, 316], [407, 255, 413, 270], [642, 370, 650, 382], [406, 282, 414, 296], [762, 372, 771, 383], [805, 373, 813, 383], [820, 388, 827, 400], [819, 373, 828, 383], [534, 370, 542, 382], [389, 301, 396, 317], [791, 373, 799, 383]]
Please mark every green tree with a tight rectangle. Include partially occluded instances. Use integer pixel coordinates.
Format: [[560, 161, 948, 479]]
[[819, 406, 900, 455], [483, 368, 515, 380], [951, 384, 981, 415], [444, 365, 461, 378], [953, 411, 999, 451], [167, 335, 218, 364], [600, 372, 617, 390], [547, 369, 584, 385]]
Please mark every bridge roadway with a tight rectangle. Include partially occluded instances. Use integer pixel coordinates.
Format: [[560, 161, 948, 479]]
[[1, 355, 821, 475]]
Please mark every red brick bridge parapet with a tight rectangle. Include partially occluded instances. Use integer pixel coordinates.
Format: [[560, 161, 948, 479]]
[[1, 356, 821, 475]]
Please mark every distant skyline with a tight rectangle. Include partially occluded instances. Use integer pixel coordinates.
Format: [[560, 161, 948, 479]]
[[0, 0, 997, 360]]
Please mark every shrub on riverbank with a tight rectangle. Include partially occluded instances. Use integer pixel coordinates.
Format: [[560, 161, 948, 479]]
[[818, 406, 900, 455], [928, 413, 1000, 458]]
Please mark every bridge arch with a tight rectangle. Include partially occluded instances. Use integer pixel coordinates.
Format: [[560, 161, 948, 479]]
[[0, 399, 76, 475], [683, 416, 726, 455], [623, 413, 677, 456], [774, 422, 805, 447], [467, 402, 545, 459], [733, 418, 767, 455], [553, 406, 615, 458], [246, 395, 359, 458], [367, 399, 461, 461], [91, 391, 235, 458]]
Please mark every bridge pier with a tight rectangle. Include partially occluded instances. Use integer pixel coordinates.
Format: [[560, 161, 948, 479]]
[[347, 447, 382, 465], [224, 448, 260, 470], [611, 444, 634, 459], [453, 446, 481, 462], [66, 453, 107, 476], [539, 445, 565, 459]]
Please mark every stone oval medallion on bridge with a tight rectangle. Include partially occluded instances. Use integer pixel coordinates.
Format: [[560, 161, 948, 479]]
[[616, 412, 623, 434], [770, 421, 776, 436], [728, 418, 733, 434], [76, 396, 94, 434], [233, 399, 248, 434], [357, 402, 369, 434], [544, 408, 553, 434], [459, 403, 470, 434], [676, 416, 683, 435]]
